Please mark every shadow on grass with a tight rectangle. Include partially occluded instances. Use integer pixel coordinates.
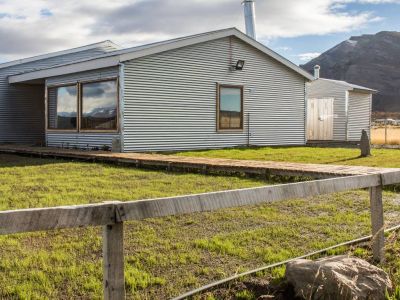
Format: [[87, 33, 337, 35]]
[[0, 153, 69, 168]]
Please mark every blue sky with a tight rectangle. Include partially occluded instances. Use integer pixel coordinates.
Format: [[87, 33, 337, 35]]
[[265, 2, 400, 64], [0, 0, 399, 65]]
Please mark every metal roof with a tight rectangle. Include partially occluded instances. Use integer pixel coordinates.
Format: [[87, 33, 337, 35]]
[[8, 28, 314, 84], [317, 78, 378, 93], [0, 40, 121, 70]]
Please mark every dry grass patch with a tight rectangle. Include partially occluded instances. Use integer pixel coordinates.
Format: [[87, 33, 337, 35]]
[[372, 126, 400, 145]]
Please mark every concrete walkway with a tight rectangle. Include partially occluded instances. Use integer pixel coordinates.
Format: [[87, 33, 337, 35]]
[[0, 144, 397, 179]]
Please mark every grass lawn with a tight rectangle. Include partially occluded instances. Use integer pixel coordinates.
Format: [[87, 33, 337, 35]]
[[174, 146, 400, 168], [1, 153, 400, 299]]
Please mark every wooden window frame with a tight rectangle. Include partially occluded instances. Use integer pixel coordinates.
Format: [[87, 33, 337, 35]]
[[46, 83, 79, 132], [216, 83, 244, 132], [46, 77, 119, 134]]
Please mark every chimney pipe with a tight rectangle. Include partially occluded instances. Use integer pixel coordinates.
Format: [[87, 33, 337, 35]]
[[314, 65, 320, 79], [243, 0, 257, 40]]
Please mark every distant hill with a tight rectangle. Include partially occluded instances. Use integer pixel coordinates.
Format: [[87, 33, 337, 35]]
[[301, 31, 400, 113]]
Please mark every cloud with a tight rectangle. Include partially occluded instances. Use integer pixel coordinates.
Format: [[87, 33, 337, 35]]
[[275, 46, 292, 51], [0, 0, 396, 61], [297, 52, 322, 62]]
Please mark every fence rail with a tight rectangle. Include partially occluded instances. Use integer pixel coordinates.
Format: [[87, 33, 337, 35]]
[[1, 171, 400, 299]]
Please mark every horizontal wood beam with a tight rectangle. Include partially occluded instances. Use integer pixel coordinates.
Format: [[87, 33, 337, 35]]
[[116, 173, 383, 221], [0, 203, 116, 235], [1, 172, 399, 235]]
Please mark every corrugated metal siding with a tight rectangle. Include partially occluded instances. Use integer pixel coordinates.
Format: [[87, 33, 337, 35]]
[[122, 37, 306, 152], [46, 133, 118, 149], [307, 80, 348, 141], [0, 44, 117, 144], [347, 91, 372, 141], [45, 67, 120, 148]]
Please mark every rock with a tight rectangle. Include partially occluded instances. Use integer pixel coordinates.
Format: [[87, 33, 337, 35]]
[[285, 255, 392, 300], [360, 130, 371, 157]]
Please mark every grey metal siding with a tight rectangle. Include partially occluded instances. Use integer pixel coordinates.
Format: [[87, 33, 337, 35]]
[[46, 133, 119, 149], [347, 91, 372, 141], [122, 37, 306, 152], [45, 67, 120, 148], [307, 80, 348, 141], [0, 44, 117, 144]]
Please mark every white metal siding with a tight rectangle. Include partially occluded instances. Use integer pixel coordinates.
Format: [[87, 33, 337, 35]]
[[347, 91, 372, 141], [307, 80, 348, 141], [0, 44, 117, 144], [122, 37, 306, 152], [45, 67, 120, 148]]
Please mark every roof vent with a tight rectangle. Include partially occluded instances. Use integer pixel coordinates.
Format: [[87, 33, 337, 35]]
[[243, 0, 257, 40], [314, 65, 321, 79]]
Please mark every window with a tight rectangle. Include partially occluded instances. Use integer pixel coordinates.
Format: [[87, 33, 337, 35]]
[[48, 85, 78, 130], [218, 85, 243, 130], [81, 80, 118, 131], [47, 79, 118, 132]]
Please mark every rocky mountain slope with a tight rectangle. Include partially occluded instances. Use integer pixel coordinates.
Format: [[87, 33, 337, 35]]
[[302, 31, 400, 112]]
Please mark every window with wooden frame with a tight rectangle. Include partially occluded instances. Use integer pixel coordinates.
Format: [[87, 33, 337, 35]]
[[47, 85, 78, 130], [80, 80, 118, 131], [217, 84, 244, 131], [47, 79, 118, 132]]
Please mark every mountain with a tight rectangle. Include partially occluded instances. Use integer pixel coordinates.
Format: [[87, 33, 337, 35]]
[[301, 31, 400, 113]]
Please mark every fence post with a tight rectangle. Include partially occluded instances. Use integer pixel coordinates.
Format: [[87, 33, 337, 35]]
[[103, 222, 125, 300], [369, 185, 385, 263]]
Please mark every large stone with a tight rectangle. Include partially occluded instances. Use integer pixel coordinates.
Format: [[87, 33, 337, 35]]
[[285, 255, 392, 300]]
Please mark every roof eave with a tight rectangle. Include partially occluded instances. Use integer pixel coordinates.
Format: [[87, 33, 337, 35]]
[[9, 56, 120, 84], [352, 87, 378, 94]]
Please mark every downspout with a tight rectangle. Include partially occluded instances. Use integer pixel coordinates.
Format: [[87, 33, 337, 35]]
[[304, 79, 309, 145], [118, 63, 125, 152], [44, 80, 48, 147], [345, 90, 349, 141]]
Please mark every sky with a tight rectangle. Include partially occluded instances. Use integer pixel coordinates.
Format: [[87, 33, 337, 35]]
[[0, 0, 399, 65]]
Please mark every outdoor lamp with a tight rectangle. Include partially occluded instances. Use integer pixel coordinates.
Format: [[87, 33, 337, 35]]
[[234, 60, 245, 70]]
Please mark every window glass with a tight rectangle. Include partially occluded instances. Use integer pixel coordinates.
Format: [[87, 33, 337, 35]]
[[48, 85, 77, 130], [81, 80, 118, 130], [219, 86, 243, 130]]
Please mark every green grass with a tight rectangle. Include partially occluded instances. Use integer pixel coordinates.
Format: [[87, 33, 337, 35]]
[[174, 146, 400, 168], [1, 153, 400, 299], [200, 231, 400, 299]]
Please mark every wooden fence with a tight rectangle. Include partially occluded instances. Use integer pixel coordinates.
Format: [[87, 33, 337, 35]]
[[1, 171, 400, 299]]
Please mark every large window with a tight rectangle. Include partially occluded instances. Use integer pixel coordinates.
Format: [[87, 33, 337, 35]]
[[81, 81, 118, 131], [48, 85, 78, 130], [218, 85, 243, 130], [47, 79, 118, 132]]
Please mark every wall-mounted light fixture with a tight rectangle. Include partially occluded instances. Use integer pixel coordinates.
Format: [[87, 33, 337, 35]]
[[232, 60, 245, 71]]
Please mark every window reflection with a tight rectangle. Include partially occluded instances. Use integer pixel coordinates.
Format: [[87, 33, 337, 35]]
[[81, 81, 118, 130], [48, 85, 77, 130], [219, 87, 243, 130]]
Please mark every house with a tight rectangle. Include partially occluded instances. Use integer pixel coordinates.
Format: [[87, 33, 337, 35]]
[[0, 28, 313, 152], [306, 65, 377, 143]]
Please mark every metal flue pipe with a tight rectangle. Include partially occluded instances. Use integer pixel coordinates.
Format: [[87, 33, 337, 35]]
[[243, 0, 257, 40]]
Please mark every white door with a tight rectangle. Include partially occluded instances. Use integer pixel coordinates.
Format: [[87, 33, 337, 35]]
[[307, 98, 334, 140]]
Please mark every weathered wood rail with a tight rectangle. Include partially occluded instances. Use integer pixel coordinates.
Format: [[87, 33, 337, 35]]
[[1, 171, 400, 299]]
